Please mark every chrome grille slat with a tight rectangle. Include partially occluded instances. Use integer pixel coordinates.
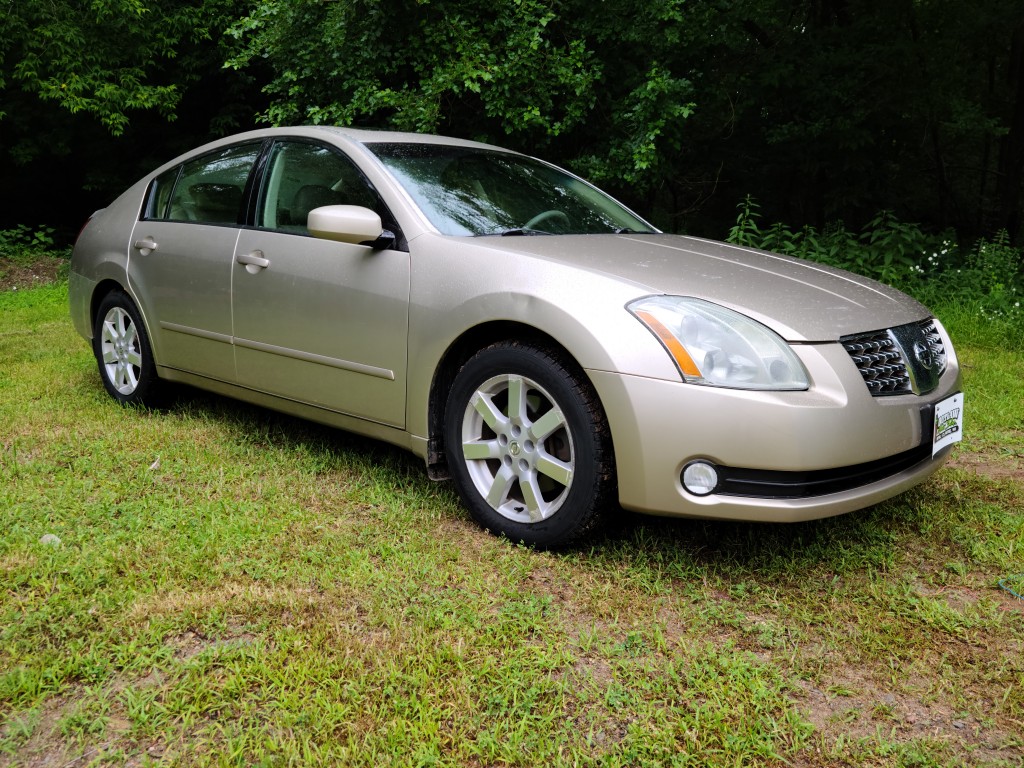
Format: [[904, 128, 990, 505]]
[[841, 319, 946, 397]]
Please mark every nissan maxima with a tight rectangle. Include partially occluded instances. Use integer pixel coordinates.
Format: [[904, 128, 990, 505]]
[[69, 127, 964, 546]]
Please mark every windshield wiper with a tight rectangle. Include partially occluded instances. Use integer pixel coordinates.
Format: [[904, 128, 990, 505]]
[[490, 227, 656, 236], [497, 228, 554, 237]]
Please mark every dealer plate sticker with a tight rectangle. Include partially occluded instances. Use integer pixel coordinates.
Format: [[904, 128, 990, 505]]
[[933, 392, 964, 457]]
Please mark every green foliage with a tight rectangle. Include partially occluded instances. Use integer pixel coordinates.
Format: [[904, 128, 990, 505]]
[[858, 211, 935, 284], [582, 65, 694, 185], [225, 0, 696, 192], [0, 226, 60, 261], [729, 196, 935, 283], [0, 0, 247, 150], [4, 0, 1024, 244], [726, 198, 1024, 343], [962, 231, 1024, 325], [1, 283, 1022, 765], [226, 0, 600, 136]]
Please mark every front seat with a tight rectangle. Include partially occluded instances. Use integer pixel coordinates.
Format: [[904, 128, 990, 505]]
[[290, 185, 341, 229]]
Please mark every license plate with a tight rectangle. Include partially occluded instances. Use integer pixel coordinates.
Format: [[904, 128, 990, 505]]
[[933, 392, 964, 457]]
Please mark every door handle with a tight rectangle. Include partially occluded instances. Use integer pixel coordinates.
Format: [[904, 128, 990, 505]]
[[237, 250, 270, 272], [133, 237, 158, 256]]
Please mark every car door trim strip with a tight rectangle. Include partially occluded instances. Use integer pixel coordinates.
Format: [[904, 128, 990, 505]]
[[161, 321, 395, 381], [161, 322, 232, 344], [234, 337, 395, 380]]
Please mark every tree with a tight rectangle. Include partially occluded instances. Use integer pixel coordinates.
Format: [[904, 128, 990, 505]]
[[1, 1, 231, 137], [3, 0, 1022, 244], [225, 0, 694, 202], [0, 0, 262, 236], [224, 0, 1023, 239], [996, 20, 1024, 238]]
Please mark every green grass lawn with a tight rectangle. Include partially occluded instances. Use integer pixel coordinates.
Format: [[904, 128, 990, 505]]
[[1, 282, 1021, 767]]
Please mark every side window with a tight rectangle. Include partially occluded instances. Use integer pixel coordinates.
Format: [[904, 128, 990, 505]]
[[144, 143, 261, 225], [257, 141, 392, 235]]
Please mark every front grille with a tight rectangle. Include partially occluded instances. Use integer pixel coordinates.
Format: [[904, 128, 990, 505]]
[[841, 319, 946, 396], [842, 330, 909, 394]]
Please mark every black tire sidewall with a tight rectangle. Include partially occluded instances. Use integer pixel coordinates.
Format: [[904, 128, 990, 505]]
[[93, 291, 160, 406], [445, 343, 607, 547]]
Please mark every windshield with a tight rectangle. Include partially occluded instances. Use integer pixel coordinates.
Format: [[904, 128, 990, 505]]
[[366, 143, 657, 236]]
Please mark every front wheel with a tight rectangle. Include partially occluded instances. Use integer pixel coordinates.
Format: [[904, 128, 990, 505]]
[[445, 342, 615, 547], [92, 290, 162, 406]]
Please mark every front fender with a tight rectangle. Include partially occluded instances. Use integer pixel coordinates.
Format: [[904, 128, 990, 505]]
[[404, 235, 678, 441]]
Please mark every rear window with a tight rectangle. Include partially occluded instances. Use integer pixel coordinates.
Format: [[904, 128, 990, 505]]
[[142, 143, 261, 225]]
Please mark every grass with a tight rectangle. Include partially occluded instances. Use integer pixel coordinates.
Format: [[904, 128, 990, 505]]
[[0, 282, 1022, 767]]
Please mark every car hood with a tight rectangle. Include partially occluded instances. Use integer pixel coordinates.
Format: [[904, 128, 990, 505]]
[[467, 233, 930, 342]]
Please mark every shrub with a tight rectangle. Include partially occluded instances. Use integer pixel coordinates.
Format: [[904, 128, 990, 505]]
[[0, 225, 63, 262], [725, 197, 1024, 345]]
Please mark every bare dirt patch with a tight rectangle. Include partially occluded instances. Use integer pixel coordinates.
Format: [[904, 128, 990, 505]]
[[950, 448, 1024, 482], [794, 668, 1021, 765], [0, 256, 65, 291]]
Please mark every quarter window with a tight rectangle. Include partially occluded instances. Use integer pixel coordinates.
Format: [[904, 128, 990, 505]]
[[144, 167, 180, 221]]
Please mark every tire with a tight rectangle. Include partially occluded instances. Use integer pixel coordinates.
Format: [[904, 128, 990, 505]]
[[92, 290, 162, 407], [445, 341, 615, 547]]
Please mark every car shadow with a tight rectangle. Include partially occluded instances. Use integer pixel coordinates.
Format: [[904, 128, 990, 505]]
[[78, 374, 927, 576], [160, 381, 429, 471], [578, 495, 928, 583]]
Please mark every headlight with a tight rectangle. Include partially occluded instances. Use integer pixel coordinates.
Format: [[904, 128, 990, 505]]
[[628, 296, 809, 390]]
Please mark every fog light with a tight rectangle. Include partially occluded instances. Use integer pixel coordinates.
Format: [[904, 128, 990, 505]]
[[682, 461, 719, 496]]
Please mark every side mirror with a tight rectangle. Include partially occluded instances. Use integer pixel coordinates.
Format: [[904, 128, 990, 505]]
[[360, 230, 397, 251], [307, 205, 390, 248]]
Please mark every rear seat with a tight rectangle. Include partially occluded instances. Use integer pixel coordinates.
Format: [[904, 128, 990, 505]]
[[189, 183, 242, 224]]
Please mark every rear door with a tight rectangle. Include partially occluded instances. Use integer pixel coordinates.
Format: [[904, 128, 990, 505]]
[[128, 142, 262, 382]]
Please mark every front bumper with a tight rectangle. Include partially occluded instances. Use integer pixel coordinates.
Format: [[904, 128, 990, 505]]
[[589, 340, 962, 522]]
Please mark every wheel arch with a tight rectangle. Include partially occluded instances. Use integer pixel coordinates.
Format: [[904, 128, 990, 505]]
[[88, 280, 162, 362], [424, 320, 614, 481], [89, 279, 128, 334]]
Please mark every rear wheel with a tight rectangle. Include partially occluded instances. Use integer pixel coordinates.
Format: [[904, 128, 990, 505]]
[[93, 291, 162, 406], [445, 341, 614, 547]]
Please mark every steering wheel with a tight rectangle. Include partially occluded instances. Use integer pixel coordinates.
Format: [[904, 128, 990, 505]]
[[523, 209, 570, 231]]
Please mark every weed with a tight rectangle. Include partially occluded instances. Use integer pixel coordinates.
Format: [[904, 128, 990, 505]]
[[726, 198, 1024, 347], [0, 276, 1021, 767]]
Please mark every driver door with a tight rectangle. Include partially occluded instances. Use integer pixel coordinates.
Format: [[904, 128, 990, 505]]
[[231, 140, 410, 427]]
